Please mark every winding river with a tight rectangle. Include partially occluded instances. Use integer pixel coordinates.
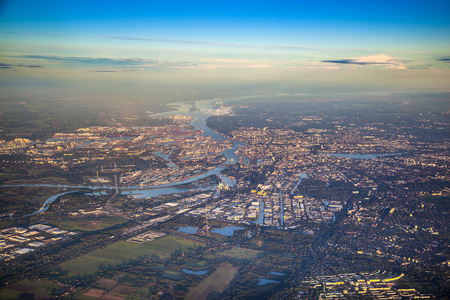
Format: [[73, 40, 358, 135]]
[[2, 98, 248, 217]]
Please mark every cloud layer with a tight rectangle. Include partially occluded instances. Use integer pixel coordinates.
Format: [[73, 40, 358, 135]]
[[1, 31, 359, 52], [437, 56, 450, 63], [322, 54, 407, 69], [323, 54, 395, 65], [1, 52, 441, 75], [4, 54, 304, 71], [0, 62, 44, 69]]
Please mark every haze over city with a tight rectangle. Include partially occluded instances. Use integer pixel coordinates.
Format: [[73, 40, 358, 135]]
[[0, 1, 449, 299]]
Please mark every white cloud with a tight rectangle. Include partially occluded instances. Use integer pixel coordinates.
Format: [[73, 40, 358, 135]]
[[169, 58, 305, 70], [322, 54, 406, 69], [351, 54, 395, 64]]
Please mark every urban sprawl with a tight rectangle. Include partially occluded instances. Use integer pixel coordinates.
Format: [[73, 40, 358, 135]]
[[0, 99, 448, 299]]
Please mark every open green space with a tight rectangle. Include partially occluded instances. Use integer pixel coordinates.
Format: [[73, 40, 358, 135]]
[[0, 279, 67, 300], [51, 216, 127, 232], [96, 278, 118, 290], [0, 186, 63, 219], [132, 287, 151, 299], [207, 247, 262, 261], [0, 168, 26, 184], [163, 271, 184, 281], [60, 234, 205, 276], [28, 176, 70, 185], [185, 263, 239, 300], [1, 173, 70, 186]]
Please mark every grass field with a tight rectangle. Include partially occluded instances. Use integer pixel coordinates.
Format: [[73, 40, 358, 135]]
[[0, 279, 67, 300], [0, 186, 63, 216], [82, 288, 107, 299], [51, 216, 127, 232], [4, 176, 69, 186], [60, 234, 205, 276], [185, 263, 238, 300], [97, 278, 119, 289], [33, 176, 70, 185], [207, 247, 262, 260], [163, 271, 184, 281]]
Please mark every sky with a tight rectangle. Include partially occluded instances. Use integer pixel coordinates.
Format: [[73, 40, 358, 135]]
[[1, 0, 449, 101]]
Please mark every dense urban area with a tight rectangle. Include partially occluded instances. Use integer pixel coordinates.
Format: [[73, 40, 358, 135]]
[[0, 95, 448, 299]]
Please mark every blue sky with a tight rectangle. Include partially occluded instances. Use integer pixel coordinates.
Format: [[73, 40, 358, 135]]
[[1, 0, 449, 99]]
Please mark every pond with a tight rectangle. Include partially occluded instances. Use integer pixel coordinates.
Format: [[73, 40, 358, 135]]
[[178, 227, 198, 234], [182, 268, 208, 275], [269, 272, 285, 276], [211, 226, 245, 236], [256, 278, 280, 286]]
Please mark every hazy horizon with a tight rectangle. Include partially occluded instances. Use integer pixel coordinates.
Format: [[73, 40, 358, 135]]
[[1, 0, 450, 103]]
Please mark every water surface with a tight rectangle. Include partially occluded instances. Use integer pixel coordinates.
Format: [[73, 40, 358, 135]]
[[182, 268, 207, 275], [256, 278, 280, 286], [269, 272, 285, 276], [254, 202, 265, 224], [178, 227, 198, 234], [212, 226, 245, 236]]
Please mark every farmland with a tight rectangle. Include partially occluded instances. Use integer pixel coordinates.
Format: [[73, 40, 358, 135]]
[[60, 234, 205, 276], [0, 279, 67, 299], [185, 263, 239, 300]]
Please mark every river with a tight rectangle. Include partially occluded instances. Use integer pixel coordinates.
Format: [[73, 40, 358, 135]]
[[291, 173, 308, 195], [2, 97, 249, 217], [254, 201, 265, 224], [22, 191, 78, 217], [280, 173, 308, 227]]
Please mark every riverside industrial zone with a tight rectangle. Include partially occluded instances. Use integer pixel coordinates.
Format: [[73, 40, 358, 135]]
[[0, 98, 448, 299]]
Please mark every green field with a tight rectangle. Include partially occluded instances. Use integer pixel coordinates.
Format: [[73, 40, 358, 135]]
[[163, 271, 184, 281], [3, 176, 69, 186], [60, 234, 205, 276], [51, 216, 127, 232], [207, 247, 262, 260], [185, 263, 239, 300], [0, 279, 67, 300], [0, 186, 63, 218]]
